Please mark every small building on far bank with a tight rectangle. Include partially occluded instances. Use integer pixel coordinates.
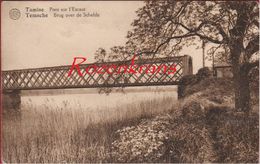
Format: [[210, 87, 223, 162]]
[[213, 62, 233, 78]]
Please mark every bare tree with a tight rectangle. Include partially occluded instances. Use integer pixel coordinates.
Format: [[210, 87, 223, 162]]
[[125, 1, 259, 114]]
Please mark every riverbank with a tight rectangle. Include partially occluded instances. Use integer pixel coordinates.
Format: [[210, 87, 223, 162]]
[[109, 77, 259, 162], [3, 77, 259, 162]]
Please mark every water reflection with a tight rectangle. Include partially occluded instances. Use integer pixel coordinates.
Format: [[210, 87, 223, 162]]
[[21, 86, 177, 111]]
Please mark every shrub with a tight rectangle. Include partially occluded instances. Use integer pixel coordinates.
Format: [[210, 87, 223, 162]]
[[181, 100, 206, 121], [183, 77, 234, 101], [110, 116, 172, 163], [178, 67, 212, 99], [169, 120, 217, 163], [197, 67, 212, 80], [177, 76, 258, 162], [178, 75, 198, 99]]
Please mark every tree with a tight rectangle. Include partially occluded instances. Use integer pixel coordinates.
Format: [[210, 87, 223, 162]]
[[124, 1, 259, 114], [94, 47, 129, 94]]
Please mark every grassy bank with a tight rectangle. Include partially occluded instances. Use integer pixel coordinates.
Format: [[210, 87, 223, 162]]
[[109, 77, 259, 163]]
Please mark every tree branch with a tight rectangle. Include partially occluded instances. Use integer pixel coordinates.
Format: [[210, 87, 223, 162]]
[[252, 19, 259, 28], [245, 35, 259, 57], [249, 60, 259, 69], [176, 22, 225, 44], [136, 33, 196, 56], [242, 60, 259, 73]]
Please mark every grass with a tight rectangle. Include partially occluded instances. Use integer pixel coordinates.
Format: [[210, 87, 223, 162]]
[[2, 95, 177, 163], [3, 77, 258, 163]]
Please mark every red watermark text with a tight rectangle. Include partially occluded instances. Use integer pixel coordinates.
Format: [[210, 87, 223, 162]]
[[68, 55, 177, 76]]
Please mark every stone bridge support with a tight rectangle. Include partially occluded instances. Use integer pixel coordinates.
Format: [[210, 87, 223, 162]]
[[182, 55, 193, 76], [2, 90, 21, 112]]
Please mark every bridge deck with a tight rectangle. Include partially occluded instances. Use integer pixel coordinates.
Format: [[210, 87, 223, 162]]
[[2, 56, 192, 91]]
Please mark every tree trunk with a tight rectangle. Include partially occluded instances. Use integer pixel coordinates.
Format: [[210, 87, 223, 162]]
[[232, 61, 241, 111], [239, 68, 251, 114], [231, 51, 251, 114], [231, 46, 250, 115]]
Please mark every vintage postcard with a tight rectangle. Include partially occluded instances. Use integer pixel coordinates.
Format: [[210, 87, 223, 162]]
[[1, 0, 259, 163]]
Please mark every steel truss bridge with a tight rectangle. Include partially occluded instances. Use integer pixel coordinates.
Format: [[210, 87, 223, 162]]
[[2, 55, 193, 91]]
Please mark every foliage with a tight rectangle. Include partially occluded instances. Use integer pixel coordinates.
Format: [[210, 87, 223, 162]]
[[209, 112, 259, 163], [196, 67, 212, 80], [177, 74, 198, 98], [94, 1, 259, 111], [126, 1, 259, 63], [178, 67, 212, 98], [110, 116, 173, 162], [125, 0, 259, 111], [110, 78, 258, 163]]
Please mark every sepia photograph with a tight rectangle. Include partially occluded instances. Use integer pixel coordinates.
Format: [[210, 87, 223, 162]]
[[1, 0, 259, 163]]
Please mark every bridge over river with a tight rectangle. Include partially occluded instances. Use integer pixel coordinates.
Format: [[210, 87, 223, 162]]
[[2, 55, 193, 110]]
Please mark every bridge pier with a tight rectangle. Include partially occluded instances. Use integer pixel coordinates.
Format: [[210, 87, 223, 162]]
[[2, 90, 21, 112]]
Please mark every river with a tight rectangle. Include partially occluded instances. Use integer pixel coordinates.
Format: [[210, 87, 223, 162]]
[[20, 86, 177, 111]]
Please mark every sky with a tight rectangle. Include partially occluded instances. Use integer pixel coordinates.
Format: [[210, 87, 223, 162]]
[[2, 1, 212, 73]]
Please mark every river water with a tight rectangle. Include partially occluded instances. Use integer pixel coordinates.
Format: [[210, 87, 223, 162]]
[[20, 86, 177, 111]]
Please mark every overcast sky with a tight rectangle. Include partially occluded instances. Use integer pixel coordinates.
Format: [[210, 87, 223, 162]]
[[2, 1, 211, 73]]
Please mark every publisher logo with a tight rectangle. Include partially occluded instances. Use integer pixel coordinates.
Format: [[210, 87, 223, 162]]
[[9, 8, 21, 20]]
